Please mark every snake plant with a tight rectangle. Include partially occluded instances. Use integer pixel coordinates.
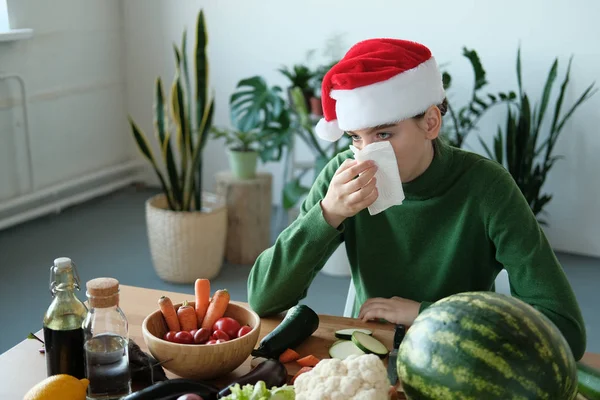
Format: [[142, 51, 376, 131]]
[[479, 47, 596, 224], [128, 10, 214, 212]]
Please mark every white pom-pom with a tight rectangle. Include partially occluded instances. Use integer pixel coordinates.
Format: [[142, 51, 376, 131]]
[[315, 118, 344, 142]]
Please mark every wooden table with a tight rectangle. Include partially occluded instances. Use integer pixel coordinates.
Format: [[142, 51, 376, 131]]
[[1, 285, 598, 399]]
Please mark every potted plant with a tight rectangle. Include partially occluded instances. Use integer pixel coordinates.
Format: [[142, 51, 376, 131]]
[[278, 64, 314, 113], [212, 75, 292, 180], [128, 10, 227, 283], [211, 128, 261, 180], [440, 47, 516, 148], [478, 47, 596, 225]]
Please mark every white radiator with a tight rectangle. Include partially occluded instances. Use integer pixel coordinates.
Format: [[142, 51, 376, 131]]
[[0, 73, 144, 231]]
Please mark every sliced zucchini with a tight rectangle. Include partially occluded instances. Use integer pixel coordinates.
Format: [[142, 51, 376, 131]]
[[329, 340, 365, 360], [577, 362, 600, 400], [334, 328, 373, 340], [351, 331, 388, 358]]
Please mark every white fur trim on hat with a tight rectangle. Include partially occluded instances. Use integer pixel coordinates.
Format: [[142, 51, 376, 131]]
[[315, 118, 345, 142], [330, 57, 445, 132]]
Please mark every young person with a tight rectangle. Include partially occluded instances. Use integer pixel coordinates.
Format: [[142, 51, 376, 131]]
[[247, 38, 586, 360]]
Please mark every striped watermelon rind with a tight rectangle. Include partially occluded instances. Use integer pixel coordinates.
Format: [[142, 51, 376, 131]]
[[397, 291, 578, 400]]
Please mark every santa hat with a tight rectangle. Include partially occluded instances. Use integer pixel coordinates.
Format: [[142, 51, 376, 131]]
[[315, 38, 446, 142]]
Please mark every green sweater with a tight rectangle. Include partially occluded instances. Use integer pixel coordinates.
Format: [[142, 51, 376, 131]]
[[247, 140, 586, 360]]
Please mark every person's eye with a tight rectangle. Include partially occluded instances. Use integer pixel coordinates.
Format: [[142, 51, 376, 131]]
[[376, 132, 392, 140], [350, 135, 362, 142]]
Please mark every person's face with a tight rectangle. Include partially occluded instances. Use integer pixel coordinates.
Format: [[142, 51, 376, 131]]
[[346, 106, 442, 183]]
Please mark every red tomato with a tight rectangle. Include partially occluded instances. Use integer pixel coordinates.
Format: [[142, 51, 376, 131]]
[[190, 329, 198, 337], [237, 325, 252, 338], [213, 317, 241, 339], [194, 328, 211, 344], [174, 331, 194, 344], [211, 330, 230, 341], [164, 331, 177, 342]]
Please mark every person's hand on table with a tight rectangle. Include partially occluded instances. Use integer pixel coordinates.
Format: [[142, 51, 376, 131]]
[[358, 297, 421, 326]]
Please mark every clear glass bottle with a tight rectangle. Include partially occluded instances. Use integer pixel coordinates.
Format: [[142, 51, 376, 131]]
[[43, 257, 88, 379], [82, 277, 131, 399]]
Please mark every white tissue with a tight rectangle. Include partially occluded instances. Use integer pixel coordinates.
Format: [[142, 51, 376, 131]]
[[350, 141, 404, 215]]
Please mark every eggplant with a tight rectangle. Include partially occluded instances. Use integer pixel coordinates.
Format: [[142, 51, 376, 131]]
[[218, 358, 287, 398], [128, 339, 168, 385], [122, 379, 219, 400], [251, 304, 319, 359]]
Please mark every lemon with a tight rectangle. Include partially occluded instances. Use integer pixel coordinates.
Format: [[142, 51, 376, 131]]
[[24, 374, 89, 400]]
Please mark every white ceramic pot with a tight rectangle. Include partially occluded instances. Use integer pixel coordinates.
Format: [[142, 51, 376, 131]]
[[145, 193, 227, 283]]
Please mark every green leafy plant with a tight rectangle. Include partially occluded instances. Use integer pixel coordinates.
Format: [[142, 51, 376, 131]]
[[221, 76, 292, 163], [282, 87, 351, 209], [479, 47, 597, 224], [128, 11, 214, 212], [211, 128, 260, 152], [441, 48, 517, 148], [278, 64, 315, 95]]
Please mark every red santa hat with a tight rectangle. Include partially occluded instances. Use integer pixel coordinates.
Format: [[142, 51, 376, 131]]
[[315, 38, 446, 142]]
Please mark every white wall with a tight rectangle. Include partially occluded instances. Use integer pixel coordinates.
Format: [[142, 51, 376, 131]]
[[0, 0, 134, 202], [123, 0, 600, 258]]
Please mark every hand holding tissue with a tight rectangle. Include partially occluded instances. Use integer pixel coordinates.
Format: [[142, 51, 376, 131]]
[[350, 141, 405, 215]]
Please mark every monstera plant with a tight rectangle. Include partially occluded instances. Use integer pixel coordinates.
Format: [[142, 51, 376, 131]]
[[212, 76, 292, 179], [479, 47, 597, 224], [127, 10, 227, 283]]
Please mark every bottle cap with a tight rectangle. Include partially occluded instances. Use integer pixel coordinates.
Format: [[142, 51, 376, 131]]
[[50, 257, 81, 295], [53, 257, 72, 271], [86, 277, 120, 308]]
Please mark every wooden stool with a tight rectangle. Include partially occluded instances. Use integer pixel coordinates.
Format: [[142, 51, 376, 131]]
[[215, 171, 272, 265]]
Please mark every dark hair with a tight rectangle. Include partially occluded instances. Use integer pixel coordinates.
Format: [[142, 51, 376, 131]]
[[412, 97, 448, 119]]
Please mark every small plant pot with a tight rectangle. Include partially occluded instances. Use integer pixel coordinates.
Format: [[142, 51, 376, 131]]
[[228, 150, 258, 180], [310, 96, 323, 116]]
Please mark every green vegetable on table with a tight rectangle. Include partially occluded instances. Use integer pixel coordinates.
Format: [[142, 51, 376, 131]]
[[219, 381, 295, 400], [578, 362, 600, 400], [251, 305, 319, 359]]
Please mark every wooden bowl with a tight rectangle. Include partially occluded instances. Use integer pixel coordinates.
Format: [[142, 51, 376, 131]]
[[142, 301, 261, 380]]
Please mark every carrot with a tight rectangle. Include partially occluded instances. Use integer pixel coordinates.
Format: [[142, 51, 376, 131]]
[[290, 366, 313, 384], [194, 279, 210, 328], [279, 348, 301, 364], [296, 355, 320, 368], [201, 289, 230, 330], [158, 295, 180, 332], [177, 300, 197, 332]]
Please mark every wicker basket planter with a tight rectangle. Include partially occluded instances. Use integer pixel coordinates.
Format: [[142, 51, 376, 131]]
[[145, 193, 227, 283]]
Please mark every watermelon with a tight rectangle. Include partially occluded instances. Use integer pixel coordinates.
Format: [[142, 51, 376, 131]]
[[397, 292, 578, 400]]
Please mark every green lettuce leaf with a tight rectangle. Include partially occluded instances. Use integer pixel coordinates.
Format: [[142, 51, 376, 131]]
[[221, 381, 295, 400]]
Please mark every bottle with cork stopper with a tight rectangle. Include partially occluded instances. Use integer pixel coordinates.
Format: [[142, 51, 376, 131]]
[[82, 277, 131, 399]]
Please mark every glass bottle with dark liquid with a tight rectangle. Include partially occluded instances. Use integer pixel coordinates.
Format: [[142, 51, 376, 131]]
[[83, 277, 131, 399], [43, 257, 88, 379]]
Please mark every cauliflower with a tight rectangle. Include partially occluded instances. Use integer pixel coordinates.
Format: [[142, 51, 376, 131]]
[[294, 354, 391, 400]]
